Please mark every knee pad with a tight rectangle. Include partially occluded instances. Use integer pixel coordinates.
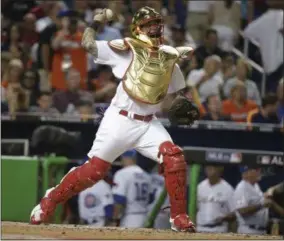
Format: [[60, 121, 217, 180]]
[[158, 141, 186, 174], [80, 156, 111, 182]]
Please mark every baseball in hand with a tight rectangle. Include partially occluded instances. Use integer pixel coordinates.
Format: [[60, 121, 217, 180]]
[[105, 9, 113, 21]]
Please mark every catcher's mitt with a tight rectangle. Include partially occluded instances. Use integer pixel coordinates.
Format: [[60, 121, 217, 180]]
[[168, 95, 200, 126]]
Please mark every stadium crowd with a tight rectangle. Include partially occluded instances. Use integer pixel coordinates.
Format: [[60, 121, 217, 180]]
[[1, 0, 283, 124]]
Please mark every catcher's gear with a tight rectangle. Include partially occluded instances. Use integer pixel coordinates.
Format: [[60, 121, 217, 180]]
[[131, 6, 164, 47], [168, 95, 200, 126], [30, 157, 111, 224], [158, 141, 187, 218], [158, 141, 196, 232]]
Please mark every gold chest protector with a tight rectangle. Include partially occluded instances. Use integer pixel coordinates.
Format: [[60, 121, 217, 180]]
[[123, 38, 179, 104]]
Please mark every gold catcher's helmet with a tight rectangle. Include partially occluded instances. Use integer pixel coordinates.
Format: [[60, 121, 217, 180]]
[[131, 6, 163, 47]]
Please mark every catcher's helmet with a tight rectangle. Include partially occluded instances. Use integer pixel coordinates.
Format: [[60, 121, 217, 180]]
[[130, 6, 163, 47]]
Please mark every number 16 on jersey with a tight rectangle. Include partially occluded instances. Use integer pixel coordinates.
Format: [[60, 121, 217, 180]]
[[135, 182, 149, 202]]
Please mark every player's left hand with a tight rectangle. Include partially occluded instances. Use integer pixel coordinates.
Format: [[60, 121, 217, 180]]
[[168, 94, 200, 126]]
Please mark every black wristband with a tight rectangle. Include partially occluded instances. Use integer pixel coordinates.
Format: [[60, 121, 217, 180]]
[[90, 21, 101, 31]]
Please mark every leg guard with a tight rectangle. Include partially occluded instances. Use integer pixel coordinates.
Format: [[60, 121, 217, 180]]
[[31, 157, 111, 224], [158, 141, 187, 219]]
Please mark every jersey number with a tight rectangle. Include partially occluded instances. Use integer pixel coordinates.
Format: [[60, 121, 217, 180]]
[[135, 182, 149, 202]]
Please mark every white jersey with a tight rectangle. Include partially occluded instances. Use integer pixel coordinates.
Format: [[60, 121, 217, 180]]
[[148, 173, 170, 229], [94, 40, 186, 116], [197, 179, 234, 233], [233, 180, 268, 233], [112, 165, 151, 215], [78, 180, 113, 226]]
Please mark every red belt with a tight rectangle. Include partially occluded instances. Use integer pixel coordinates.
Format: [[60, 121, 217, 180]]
[[119, 110, 153, 122]]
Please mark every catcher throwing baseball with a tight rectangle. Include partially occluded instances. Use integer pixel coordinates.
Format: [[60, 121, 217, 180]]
[[30, 7, 199, 232]]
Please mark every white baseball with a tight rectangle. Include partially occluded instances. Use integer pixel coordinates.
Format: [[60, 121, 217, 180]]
[[105, 9, 113, 20]]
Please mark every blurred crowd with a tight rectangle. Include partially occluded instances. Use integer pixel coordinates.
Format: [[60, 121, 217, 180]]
[[1, 0, 283, 125]]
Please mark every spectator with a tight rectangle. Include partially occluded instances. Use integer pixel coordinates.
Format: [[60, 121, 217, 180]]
[[74, 100, 95, 123], [247, 94, 279, 124], [222, 82, 257, 122], [202, 95, 230, 121], [277, 78, 284, 123], [108, 0, 126, 31], [1, 52, 11, 79], [51, 15, 88, 90], [36, 10, 66, 91], [53, 68, 93, 113], [209, 0, 241, 51], [1, 59, 24, 97], [22, 13, 38, 49], [29, 91, 59, 118], [187, 55, 223, 102], [186, 1, 211, 44], [35, 2, 63, 33], [196, 165, 235, 233], [220, 52, 236, 83], [1, 14, 9, 49], [92, 65, 117, 103], [94, 8, 123, 41], [194, 29, 224, 68], [29, 2, 46, 20], [223, 58, 261, 105], [1, 102, 9, 114], [5, 82, 30, 120], [2, 0, 38, 22], [167, 24, 196, 49], [73, 0, 93, 25], [21, 70, 40, 106], [130, 1, 145, 13], [180, 53, 199, 78], [1, 24, 24, 60], [243, 3, 283, 92]]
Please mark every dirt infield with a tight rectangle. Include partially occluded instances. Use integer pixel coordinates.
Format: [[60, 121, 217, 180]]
[[1, 222, 282, 240]]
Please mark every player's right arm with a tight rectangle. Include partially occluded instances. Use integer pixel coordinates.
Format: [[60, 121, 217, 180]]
[[81, 9, 112, 58], [81, 25, 99, 57]]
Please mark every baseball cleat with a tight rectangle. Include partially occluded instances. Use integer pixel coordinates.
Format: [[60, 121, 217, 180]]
[[170, 214, 196, 232]]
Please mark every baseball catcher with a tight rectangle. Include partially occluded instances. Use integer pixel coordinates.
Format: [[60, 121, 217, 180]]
[[30, 6, 199, 232]]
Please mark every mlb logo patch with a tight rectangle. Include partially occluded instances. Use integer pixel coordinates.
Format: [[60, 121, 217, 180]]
[[260, 156, 270, 165], [230, 153, 242, 163]]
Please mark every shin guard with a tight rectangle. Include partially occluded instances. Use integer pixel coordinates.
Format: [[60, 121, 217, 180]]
[[34, 157, 111, 223], [158, 141, 187, 219]]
